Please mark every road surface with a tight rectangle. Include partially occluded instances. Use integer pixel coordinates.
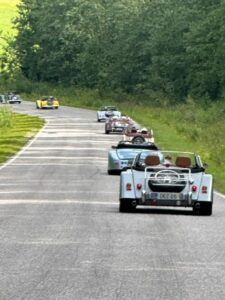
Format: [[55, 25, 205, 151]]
[[0, 101, 224, 300]]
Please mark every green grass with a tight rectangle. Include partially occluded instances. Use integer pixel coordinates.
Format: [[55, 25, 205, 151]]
[[0, 106, 44, 163]]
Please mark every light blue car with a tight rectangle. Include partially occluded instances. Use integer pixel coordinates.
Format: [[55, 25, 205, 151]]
[[107, 141, 158, 175]]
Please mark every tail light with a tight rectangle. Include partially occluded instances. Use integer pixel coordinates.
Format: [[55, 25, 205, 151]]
[[202, 186, 208, 193], [192, 185, 197, 192], [126, 183, 132, 191], [136, 183, 142, 190]]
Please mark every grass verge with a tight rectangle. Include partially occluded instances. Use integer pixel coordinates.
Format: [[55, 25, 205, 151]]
[[0, 106, 44, 163]]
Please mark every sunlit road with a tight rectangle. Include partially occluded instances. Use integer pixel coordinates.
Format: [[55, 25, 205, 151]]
[[0, 101, 225, 300]]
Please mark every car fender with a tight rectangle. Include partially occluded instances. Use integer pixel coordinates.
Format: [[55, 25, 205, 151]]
[[36, 100, 41, 108], [108, 150, 119, 171], [132, 171, 146, 199], [198, 174, 213, 202], [120, 170, 136, 199]]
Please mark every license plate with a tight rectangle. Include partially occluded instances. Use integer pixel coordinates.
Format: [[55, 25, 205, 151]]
[[150, 192, 181, 200], [115, 128, 123, 131]]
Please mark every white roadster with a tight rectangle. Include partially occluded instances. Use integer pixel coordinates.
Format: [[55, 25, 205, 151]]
[[119, 150, 213, 215]]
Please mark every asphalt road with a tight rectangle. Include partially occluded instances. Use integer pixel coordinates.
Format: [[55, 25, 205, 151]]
[[0, 101, 225, 300]]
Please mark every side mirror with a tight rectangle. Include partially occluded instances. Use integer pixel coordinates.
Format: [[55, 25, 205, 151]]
[[203, 162, 208, 168]]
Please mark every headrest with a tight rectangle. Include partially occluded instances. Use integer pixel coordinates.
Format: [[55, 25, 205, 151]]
[[175, 156, 191, 168], [145, 155, 160, 166]]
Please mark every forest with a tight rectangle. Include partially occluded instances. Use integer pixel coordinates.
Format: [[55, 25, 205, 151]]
[[2, 0, 225, 101]]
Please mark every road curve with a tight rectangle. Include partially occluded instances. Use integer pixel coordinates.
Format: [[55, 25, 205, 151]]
[[0, 101, 225, 300]]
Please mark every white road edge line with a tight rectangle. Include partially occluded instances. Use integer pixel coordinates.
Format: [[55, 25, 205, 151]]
[[215, 190, 225, 199], [0, 200, 118, 205]]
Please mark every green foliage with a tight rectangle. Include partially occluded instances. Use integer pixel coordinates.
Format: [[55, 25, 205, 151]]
[[4, 0, 224, 100]]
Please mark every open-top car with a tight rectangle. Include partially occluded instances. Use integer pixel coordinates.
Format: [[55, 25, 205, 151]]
[[123, 125, 154, 144], [97, 106, 121, 122], [108, 141, 158, 175], [7, 93, 22, 104], [119, 150, 213, 215], [36, 96, 59, 109], [105, 116, 133, 134]]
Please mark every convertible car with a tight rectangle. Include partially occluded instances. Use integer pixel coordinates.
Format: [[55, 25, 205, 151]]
[[105, 116, 133, 134], [108, 141, 158, 175], [119, 150, 213, 215], [97, 106, 121, 122], [7, 93, 22, 104], [123, 125, 154, 144], [36, 96, 59, 109]]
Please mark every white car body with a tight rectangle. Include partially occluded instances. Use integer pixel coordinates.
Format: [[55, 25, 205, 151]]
[[97, 106, 121, 122], [119, 150, 213, 215]]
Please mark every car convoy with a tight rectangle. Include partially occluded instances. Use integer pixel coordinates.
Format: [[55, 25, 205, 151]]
[[98, 105, 213, 216], [0, 98, 213, 216]]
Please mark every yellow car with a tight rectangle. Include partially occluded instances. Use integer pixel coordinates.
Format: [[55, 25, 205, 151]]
[[36, 96, 59, 109]]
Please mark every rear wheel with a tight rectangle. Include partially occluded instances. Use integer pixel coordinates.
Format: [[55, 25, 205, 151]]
[[193, 202, 213, 216], [119, 199, 136, 212]]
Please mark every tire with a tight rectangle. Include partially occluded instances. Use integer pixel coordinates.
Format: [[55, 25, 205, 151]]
[[105, 130, 110, 134], [201, 202, 213, 216], [119, 199, 136, 212], [193, 202, 213, 216], [97, 119, 100, 122], [132, 135, 145, 144]]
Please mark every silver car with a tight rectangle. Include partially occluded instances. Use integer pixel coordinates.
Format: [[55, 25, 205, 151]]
[[107, 141, 158, 175], [119, 150, 213, 215], [97, 106, 121, 122]]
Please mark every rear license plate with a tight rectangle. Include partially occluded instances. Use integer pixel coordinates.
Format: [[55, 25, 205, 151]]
[[150, 192, 181, 200]]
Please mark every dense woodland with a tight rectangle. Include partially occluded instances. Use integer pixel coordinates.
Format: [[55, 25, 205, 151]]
[[3, 0, 225, 100]]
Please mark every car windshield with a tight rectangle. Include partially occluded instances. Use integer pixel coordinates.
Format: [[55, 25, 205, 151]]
[[134, 150, 201, 170], [100, 106, 117, 111], [117, 148, 156, 160], [136, 151, 164, 165]]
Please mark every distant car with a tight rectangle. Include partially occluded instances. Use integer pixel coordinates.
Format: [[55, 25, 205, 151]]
[[123, 125, 154, 144], [108, 140, 158, 175], [119, 150, 213, 215], [97, 106, 121, 122], [0, 95, 8, 104], [7, 94, 22, 104], [105, 116, 133, 134], [36, 96, 59, 109]]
